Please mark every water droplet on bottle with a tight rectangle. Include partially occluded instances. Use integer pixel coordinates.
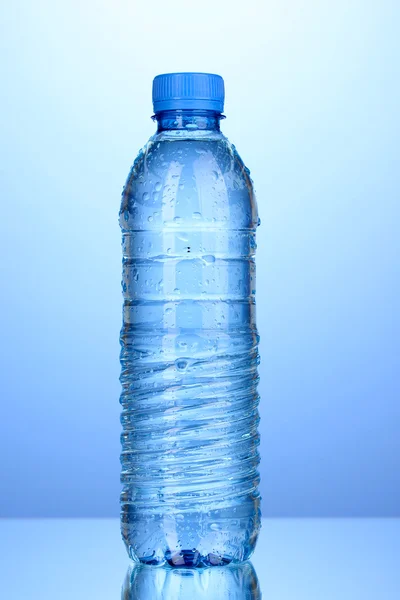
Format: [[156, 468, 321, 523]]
[[142, 192, 150, 201], [175, 359, 188, 370], [148, 215, 153, 222], [203, 255, 215, 264], [155, 182, 162, 191], [192, 212, 202, 219]]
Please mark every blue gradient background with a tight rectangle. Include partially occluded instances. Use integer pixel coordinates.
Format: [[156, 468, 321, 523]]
[[0, 0, 399, 518]]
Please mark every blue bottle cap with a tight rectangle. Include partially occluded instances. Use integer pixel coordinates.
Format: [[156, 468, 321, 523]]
[[152, 72, 225, 114]]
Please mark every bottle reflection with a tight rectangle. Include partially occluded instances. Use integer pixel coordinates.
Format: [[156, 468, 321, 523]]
[[122, 561, 261, 599]]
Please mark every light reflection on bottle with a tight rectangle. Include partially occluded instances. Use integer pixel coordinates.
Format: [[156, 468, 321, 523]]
[[121, 560, 261, 599]]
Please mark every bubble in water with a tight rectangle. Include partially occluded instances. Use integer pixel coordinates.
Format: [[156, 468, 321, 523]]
[[148, 215, 153, 222], [192, 212, 202, 219], [203, 255, 215, 264]]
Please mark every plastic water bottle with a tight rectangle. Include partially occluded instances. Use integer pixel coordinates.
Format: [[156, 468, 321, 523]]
[[119, 72, 261, 567]]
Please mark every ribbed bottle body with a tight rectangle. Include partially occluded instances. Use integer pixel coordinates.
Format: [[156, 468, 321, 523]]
[[120, 126, 260, 566]]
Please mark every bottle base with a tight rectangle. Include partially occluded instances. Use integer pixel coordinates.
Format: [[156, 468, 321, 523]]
[[124, 518, 260, 567], [122, 494, 261, 567], [134, 548, 236, 568]]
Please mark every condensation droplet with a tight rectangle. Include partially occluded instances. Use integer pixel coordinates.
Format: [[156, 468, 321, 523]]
[[175, 359, 188, 370]]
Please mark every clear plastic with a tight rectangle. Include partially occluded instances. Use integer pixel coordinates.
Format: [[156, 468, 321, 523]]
[[119, 109, 261, 567]]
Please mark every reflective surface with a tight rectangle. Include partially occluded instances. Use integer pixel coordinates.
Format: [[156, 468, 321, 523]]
[[122, 561, 260, 599], [0, 519, 399, 599]]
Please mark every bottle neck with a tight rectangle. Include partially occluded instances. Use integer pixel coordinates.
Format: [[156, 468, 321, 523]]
[[154, 110, 223, 132]]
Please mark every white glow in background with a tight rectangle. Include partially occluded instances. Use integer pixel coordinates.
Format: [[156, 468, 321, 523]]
[[0, 0, 399, 516]]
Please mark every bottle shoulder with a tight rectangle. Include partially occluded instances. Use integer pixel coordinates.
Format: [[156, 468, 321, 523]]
[[124, 132, 253, 185], [120, 132, 257, 230]]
